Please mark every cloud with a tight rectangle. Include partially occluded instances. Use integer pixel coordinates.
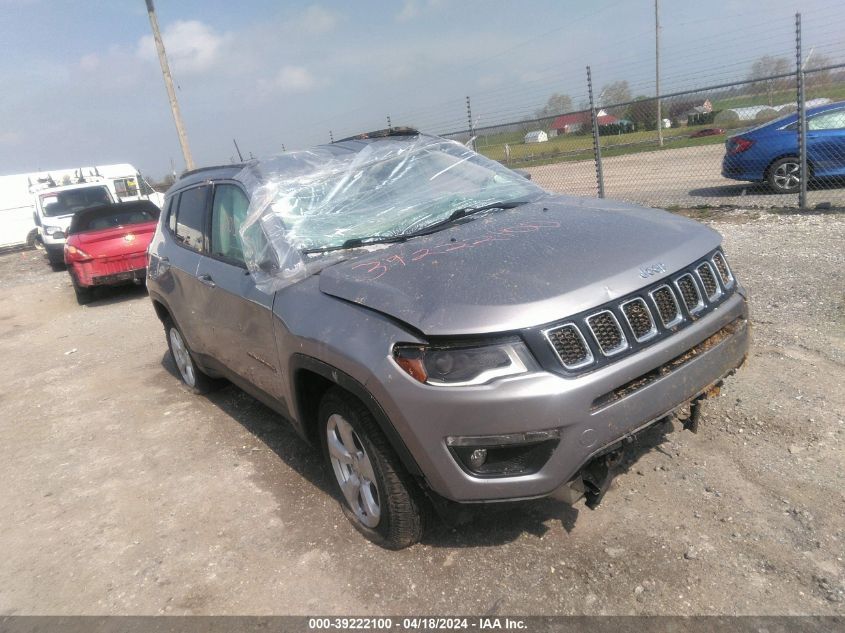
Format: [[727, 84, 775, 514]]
[[261, 65, 320, 94], [396, 0, 420, 22], [79, 54, 100, 71], [396, 0, 447, 21], [295, 5, 341, 34], [136, 20, 223, 73], [0, 131, 23, 146]]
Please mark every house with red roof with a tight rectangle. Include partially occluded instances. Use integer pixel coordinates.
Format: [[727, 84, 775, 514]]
[[549, 109, 619, 135]]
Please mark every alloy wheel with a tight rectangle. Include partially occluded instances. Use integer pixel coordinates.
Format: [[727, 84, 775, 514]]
[[326, 413, 381, 528], [773, 161, 800, 191], [169, 327, 196, 387]]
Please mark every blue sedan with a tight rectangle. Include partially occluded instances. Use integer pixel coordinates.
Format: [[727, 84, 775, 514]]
[[721, 100, 845, 193]]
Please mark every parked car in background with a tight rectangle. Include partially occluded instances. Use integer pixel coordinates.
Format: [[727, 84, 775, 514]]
[[33, 181, 114, 267], [722, 100, 845, 193], [64, 201, 159, 304], [689, 127, 725, 138], [1, 164, 163, 250], [147, 131, 749, 549]]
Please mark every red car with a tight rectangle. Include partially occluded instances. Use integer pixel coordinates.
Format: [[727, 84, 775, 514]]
[[64, 201, 160, 304], [689, 127, 726, 138]]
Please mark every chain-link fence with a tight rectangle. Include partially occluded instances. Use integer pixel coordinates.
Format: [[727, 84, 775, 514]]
[[436, 12, 845, 211]]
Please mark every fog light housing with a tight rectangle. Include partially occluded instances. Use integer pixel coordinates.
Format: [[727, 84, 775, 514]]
[[447, 429, 560, 478], [468, 448, 488, 470]]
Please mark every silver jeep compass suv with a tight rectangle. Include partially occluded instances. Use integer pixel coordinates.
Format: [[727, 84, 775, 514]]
[[147, 130, 749, 549]]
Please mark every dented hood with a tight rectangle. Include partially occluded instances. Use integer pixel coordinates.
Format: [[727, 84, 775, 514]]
[[317, 196, 722, 336]]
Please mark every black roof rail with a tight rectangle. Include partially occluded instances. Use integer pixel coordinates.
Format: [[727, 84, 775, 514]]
[[336, 127, 419, 143], [180, 163, 246, 178]]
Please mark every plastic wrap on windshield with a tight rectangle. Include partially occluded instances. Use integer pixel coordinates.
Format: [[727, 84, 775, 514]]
[[236, 135, 545, 292]]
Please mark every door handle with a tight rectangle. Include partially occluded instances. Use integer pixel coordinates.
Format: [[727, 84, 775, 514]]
[[198, 274, 216, 288]]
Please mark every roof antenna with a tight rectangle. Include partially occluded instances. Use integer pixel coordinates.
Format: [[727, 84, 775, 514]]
[[233, 138, 244, 162]]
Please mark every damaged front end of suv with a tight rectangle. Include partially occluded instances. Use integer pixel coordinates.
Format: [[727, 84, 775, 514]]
[[149, 130, 749, 548]]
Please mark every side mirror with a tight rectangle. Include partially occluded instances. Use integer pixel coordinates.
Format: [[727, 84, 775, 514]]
[[257, 255, 279, 274], [33, 212, 41, 226]]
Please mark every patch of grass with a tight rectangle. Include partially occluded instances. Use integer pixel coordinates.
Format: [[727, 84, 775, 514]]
[[476, 130, 727, 169]]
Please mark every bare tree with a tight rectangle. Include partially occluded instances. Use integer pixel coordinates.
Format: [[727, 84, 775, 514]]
[[535, 93, 573, 119], [599, 80, 632, 109], [805, 53, 832, 90], [627, 96, 658, 130], [748, 55, 791, 106]]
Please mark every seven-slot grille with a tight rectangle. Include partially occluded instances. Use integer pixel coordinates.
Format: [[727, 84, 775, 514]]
[[586, 311, 627, 356], [621, 298, 656, 342], [541, 250, 736, 374], [712, 251, 733, 287], [675, 273, 704, 314], [696, 262, 720, 300], [545, 323, 593, 369], [651, 285, 682, 327]]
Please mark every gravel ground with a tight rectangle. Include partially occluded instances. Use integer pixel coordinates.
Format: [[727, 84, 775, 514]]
[[0, 209, 843, 615]]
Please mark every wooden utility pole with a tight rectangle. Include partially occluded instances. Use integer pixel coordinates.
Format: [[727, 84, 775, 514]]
[[145, 0, 195, 170], [655, 0, 664, 147]]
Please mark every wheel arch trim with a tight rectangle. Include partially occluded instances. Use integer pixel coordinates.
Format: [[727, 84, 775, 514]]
[[290, 354, 424, 478]]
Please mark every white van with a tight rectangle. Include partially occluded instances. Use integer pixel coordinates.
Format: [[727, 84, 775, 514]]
[[0, 164, 164, 250], [32, 180, 115, 267]]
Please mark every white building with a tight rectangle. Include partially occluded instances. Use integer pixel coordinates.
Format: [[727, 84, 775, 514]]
[[524, 130, 549, 144]]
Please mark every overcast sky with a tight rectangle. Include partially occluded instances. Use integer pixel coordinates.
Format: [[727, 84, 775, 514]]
[[1, 0, 842, 178]]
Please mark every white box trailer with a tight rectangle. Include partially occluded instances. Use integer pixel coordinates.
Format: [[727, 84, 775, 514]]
[[0, 163, 164, 249]]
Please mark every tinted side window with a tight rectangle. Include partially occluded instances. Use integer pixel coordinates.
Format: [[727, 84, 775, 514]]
[[210, 184, 250, 264], [174, 186, 209, 251]]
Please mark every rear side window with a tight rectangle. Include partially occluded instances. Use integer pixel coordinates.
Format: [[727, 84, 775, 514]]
[[174, 186, 208, 251], [808, 109, 845, 131]]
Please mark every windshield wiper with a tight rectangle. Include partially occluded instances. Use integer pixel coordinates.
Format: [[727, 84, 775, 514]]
[[401, 200, 529, 239], [302, 200, 530, 254]]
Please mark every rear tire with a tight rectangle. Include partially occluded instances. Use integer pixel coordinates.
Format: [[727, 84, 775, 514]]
[[163, 316, 223, 394], [319, 387, 426, 549], [767, 156, 802, 194], [72, 279, 95, 305]]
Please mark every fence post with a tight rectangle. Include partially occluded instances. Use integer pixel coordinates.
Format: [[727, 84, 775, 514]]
[[795, 13, 808, 209], [587, 66, 606, 198], [466, 96, 475, 151]]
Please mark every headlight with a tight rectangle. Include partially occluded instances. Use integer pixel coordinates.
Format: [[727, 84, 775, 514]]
[[43, 225, 61, 236], [393, 340, 536, 386]]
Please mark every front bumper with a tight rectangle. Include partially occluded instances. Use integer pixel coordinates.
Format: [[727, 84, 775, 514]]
[[43, 241, 65, 264], [370, 291, 749, 503]]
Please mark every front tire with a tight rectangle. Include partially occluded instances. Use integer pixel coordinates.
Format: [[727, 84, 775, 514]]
[[767, 156, 801, 194], [319, 387, 426, 549], [163, 316, 222, 394]]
